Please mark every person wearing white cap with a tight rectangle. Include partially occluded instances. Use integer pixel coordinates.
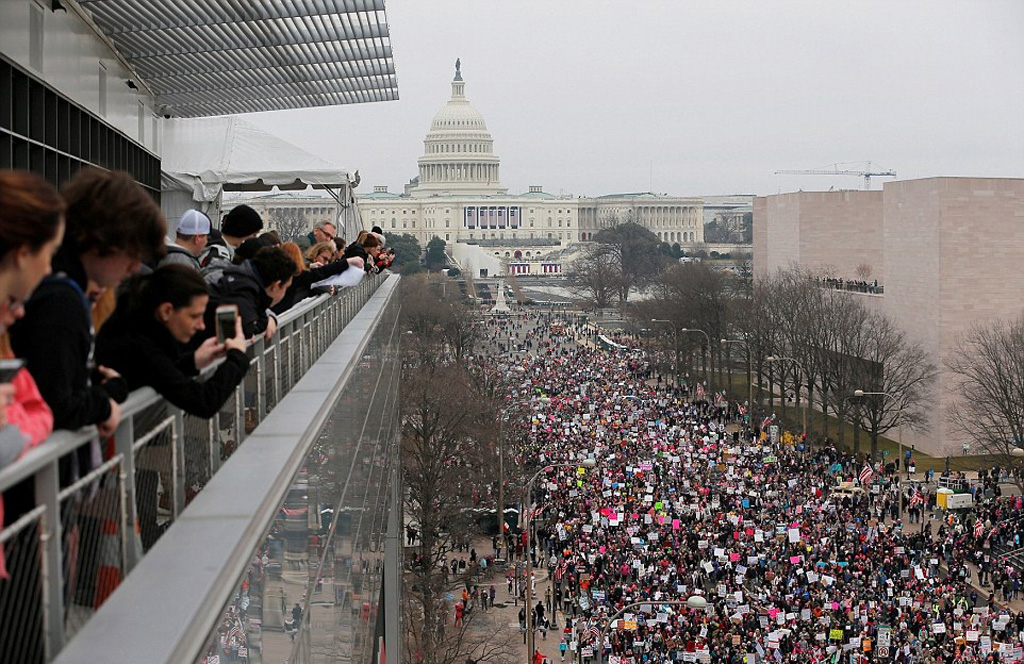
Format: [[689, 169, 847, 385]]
[[159, 209, 211, 272]]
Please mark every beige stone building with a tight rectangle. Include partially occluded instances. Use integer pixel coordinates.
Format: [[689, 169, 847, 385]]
[[754, 177, 1024, 456]]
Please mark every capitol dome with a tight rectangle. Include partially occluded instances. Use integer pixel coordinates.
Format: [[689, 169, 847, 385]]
[[428, 96, 488, 131], [411, 60, 507, 198]]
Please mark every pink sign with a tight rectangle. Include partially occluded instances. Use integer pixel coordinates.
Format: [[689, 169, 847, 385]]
[[672, 519, 681, 531]]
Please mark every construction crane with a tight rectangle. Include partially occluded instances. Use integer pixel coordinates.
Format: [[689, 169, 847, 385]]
[[775, 162, 896, 190]]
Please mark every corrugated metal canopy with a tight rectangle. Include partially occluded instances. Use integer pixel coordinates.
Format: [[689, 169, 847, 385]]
[[77, 0, 398, 117]]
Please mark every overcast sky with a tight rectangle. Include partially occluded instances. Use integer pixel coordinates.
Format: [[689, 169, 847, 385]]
[[247, 0, 1024, 198]]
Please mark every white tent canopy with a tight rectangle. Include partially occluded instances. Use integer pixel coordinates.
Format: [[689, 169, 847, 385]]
[[161, 116, 351, 202], [160, 116, 362, 238]]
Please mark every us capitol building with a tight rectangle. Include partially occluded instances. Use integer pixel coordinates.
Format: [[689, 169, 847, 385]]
[[358, 61, 704, 276]]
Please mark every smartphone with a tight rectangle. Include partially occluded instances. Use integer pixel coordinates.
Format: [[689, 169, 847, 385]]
[[215, 305, 238, 343], [0, 358, 25, 383]]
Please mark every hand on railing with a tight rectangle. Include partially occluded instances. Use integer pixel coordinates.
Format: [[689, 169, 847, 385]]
[[97, 398, 121, 438], [264, 316, 279, 342]]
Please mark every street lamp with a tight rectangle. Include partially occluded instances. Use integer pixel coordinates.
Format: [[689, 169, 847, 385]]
[[766, 356, 808, 439], [853, 389, 905, 521], [650, 319, 679, 387], [721, 338, 753, 424], [596, 598, 706, 664], [524, 459, 597, 664], [499, 398, 550, 545], [680, 328, 713, 393]]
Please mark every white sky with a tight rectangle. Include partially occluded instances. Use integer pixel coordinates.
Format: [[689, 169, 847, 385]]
[[247, 0, 1024, 197]]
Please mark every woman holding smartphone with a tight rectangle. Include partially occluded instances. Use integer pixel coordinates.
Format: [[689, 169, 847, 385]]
[[95, 264, 249, 418]]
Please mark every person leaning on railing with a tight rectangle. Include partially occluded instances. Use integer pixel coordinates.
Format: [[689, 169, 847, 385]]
[[199, 246, 296, 344], [0, 170, 66, 581], [270, 242, 364, 315], [94, 264, 249, 419], [10, 168, 166, 442]]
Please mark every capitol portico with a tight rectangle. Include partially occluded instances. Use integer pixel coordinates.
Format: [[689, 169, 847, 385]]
[[358, 61, 704, 276]]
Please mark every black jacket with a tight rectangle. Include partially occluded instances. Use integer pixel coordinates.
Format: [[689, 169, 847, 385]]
[[271, 259, 352, 315], [95, 304, 250, 418], [343, 242, 369, 265], [10, 248, 114, 430], [202, 261, 273, 341]]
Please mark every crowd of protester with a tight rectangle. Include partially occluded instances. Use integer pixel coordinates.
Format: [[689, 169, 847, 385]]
[[471, 312, 1024, 664], [816, 276, 883, 295], [0, 168, 393, 662]]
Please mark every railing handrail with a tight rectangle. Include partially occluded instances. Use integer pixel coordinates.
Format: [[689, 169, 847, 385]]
[[0, 289, 334, 496], [53, 273, 402, 664], [0, 273, 389, 662]]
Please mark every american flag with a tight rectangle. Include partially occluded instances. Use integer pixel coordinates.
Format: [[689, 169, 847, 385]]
[[859, 463, 874, 485], [909, 490, 924, 508], [975, 520, 985, 538]]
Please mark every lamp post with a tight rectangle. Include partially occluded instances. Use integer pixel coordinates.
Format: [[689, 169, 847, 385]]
[[499, 398, 550, 549], [680, 328, 713, 393], [766, 356, 808, 439], [524, 459, 597, 664], [722, 338, 753, 425], [650, 319, 679, 387], [596, 598, 707, 664], [853, 389, 904, 521]]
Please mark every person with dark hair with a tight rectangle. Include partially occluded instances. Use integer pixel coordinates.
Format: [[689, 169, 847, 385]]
[[95, 265, 248, 548], [95, 264, 248, 418], [0, 170, 63, 465], [343, 231, 382, 270], [201, 246, 296, 342], [11, 167, 166, 436], [199, 204, 263, 270], [259, 230, 282, 246], [0, 171, 63, 605]]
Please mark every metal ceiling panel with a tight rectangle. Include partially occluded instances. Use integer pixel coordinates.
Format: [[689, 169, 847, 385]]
[[74, 0, 398, 117]]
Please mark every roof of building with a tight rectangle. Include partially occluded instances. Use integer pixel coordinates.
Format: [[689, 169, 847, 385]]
[[595, 192, 667, 199], [78, 0, 398, 118], [359, 190, 404, 199]]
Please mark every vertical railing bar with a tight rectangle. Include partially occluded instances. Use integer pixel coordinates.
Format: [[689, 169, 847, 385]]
[[113, 416, 141, 572], [172, 408, 185, 518], [35, 460, 65, 659], [253, 336, 266, 426]]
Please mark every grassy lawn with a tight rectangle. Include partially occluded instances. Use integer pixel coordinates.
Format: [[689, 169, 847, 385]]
[[714, 373, 1002, 474]]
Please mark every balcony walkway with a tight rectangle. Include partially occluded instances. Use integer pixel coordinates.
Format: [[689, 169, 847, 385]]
[[0, 274, 403, 664]]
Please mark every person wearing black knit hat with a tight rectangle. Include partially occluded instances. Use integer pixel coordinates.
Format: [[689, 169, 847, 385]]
[[199, 204, 263, 271]]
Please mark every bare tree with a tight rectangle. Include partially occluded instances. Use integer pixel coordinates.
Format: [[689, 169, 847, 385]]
[[402, 274, 482, 365], [402, 362, 506, 664], [852, 312, 936, 460], [272, 210, 310, 242], [947, 317, 1024, 474], [566, 244, 621, 308]]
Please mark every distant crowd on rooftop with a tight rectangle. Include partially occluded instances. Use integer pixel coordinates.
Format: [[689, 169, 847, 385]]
[[815, 276, 883, 295]]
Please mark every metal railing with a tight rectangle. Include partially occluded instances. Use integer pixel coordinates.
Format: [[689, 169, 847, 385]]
[[0, 273, 385, 662]]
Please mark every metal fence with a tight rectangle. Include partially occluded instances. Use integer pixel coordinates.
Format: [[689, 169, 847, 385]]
[[0, 273, 384, 662]]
